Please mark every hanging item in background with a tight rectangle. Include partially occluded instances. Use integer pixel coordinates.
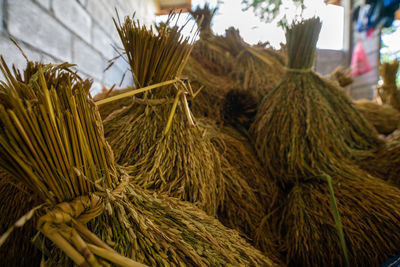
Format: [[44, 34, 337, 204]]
[[351, 40, 372, 76], [355, 0, 400, 32]]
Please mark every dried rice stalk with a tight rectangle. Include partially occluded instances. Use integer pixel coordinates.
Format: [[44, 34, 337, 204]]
[[0, 170, 42, 266], [197, 119, 281, 242], [250, 18, 381, 188], [330, 66, 353, 87], [250, 18, 400, 266], [376, 59, 400, 110], [261, 175, 400, 266], [93, 87, 133, 119], [104, 14, 224, 216], [223, 88, 258, 129], [354, 99, 400, 135], [0, 58, 277, 266], [359, 135, 400, 187], [103, 13, 276, 247], [184, 6, 285, 123], [189, 3, 217, 39]]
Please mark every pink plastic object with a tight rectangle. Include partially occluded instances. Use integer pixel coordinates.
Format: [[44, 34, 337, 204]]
[[351, 40, 372, 77]]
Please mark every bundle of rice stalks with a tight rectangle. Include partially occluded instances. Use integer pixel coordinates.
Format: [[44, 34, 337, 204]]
[[184, 5, 285, 122], [250, 19, 381, 187], [197, 119, 281, 240], [359, 136, 400, 187], [259, 175, 400, 266], [103, 14, 222, 216], [0, 58, 277, 266], [354, 99, 400, 135], [223, 88, 258, 129], [217, 27, 285, 99], [103, 13, 270, 240], [330, 66, 353, 87], [189, 3, 217, 39], [93, 87, 133, 119], [376, 59, 400, 110], [0, 170, 42, 266], [250, 18, 400, 266], [184, 55, 237, 123]]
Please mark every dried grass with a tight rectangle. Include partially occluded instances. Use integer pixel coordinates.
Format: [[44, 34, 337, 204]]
[[103, 13, 276, 246], [183, 5, 285, 123], [250, 18, 399, 266], [354, 99, 400, 135], [330, 66, 353, 87], [0, 58, 277, 266], [198, 119, 281, 239], [260, 174, 400, 266], [359, 135, 400, 187], [376, 59, 400, 110], [93, 87, 133, 119], [0, 170, 42, 266], [250, 19, 380, 187]]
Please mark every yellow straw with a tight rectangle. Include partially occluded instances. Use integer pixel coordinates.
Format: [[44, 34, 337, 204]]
[[95, 79, 178, 106]]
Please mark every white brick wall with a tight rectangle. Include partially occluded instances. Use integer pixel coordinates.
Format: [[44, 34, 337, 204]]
[[0, 0, 156, 94]]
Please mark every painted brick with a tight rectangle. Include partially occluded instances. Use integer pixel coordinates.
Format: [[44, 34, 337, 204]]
[[7, 0, 72, 61], [72, 37, 104, 81], [78, 0, 87, 7], [103, 62, 133, 88], [53, 0, 92, 43], [92, 24, 114, 59], [40, 53, 61, 64], [35, 0, 51, 10], [0, 0, 4, 30], [112, 55, 130, 76], [0, 34, 41, 79], [87, 0, 115, 36]]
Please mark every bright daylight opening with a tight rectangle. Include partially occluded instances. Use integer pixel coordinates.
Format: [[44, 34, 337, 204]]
[[156, 0, 344, 50]]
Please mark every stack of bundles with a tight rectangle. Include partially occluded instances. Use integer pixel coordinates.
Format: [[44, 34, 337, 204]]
[[103, 14, 270, 240], [354, 99, 400, 135], [189, 3, 216, 40], [330, 66, 353, 87], [222, 27, 285, 99], [376, 59, 400, 110], [223, 88, 258, 129], [0, 170, 41, 266], [185, 5, 285, 123], [184, 55, 238, 123], [93, 87, 133, 119], [185, 4, 237, 123], [0, 58, 278, 266], [359, 135, 400, 187], [250, 18, 400, 266], [197, 118, 281, 234]]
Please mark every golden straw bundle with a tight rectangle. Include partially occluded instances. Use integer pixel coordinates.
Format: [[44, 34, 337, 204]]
[[354, 99, 400, 135], [93, 87, 133, 119], [103, 14, 222, 216], [184, 5, 285, 123], [376, 59, 400, 110], [103, 13, 271, 241], [189, 3, 217, 40], [359, 135, 400, 187], [0, 58, 277, 266], [259, 175, 400, 266], [250, 19, 381, 187], [0, 170, 42, 266], [197, 119, 281, 240], [330, 66, 353, 87], [223, 88, 258, 129], [250, 18, 400, 266]]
